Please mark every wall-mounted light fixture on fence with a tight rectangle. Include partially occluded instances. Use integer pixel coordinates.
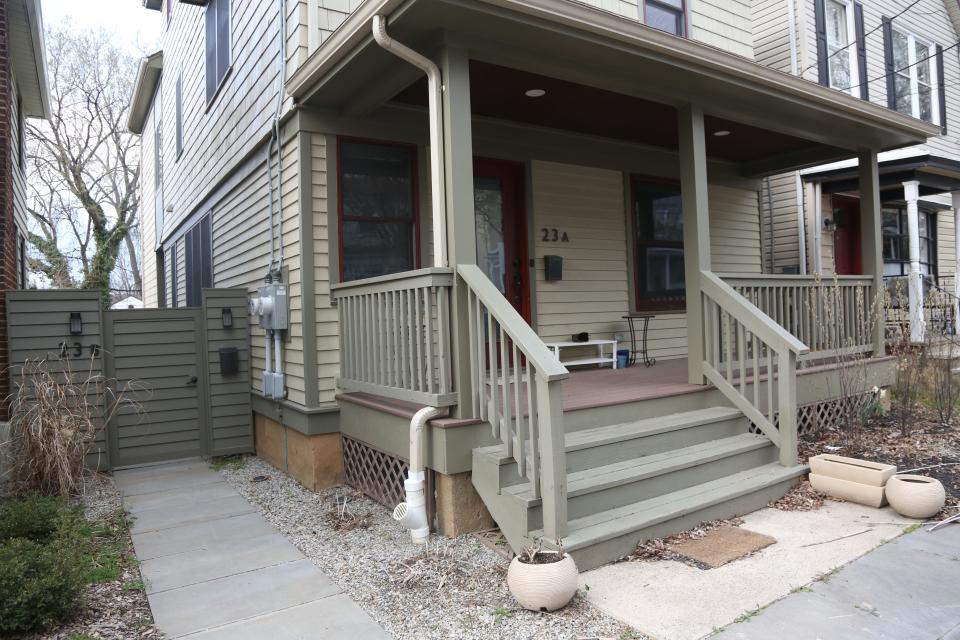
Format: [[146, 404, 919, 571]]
[[69, 312, 83, 335], [221, 307, 234, 329]]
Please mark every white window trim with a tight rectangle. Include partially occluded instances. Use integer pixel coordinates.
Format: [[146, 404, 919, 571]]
[[825, 0, 859, 96], [892, 25, 940, 126]]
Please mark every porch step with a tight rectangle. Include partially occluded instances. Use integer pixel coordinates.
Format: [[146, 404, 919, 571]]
[[506, 433, 776, 529], [476, 406, 747, 485], [532, 462, 806, 571]]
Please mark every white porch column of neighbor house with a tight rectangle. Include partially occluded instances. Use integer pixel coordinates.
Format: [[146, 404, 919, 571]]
[[903, 180, 925, 343], [860, 149, 886, 356], [678, 104, 712, 385], [439, 46, 478, 415], [953, 191, 960, 335]]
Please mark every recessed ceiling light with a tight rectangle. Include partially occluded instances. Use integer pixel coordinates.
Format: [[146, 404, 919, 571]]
[[525, 89, 546, 98], [713, 130, 731, 137]]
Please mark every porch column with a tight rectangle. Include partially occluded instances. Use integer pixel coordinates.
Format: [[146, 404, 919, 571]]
[[859, 149, 885, 356], [953, 191, 960, 335], [439, 46, 477, 415], [678, 104, 711, 385], [903, 180, 925, 343]]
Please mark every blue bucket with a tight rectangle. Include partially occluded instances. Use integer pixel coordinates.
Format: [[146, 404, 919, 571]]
[[616, 349, 630, 369]]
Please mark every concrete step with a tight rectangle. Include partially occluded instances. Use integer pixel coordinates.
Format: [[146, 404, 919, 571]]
[[531, 462, 806, 571], [507, 433, 777, 530], [476, 406, 748, 486]]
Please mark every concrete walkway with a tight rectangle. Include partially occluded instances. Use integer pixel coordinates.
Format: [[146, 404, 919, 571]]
[[714, 523, 960, 639], [115, 460, 389, 639]]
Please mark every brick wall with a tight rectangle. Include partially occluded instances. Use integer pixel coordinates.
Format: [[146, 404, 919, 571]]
[[0, 0, 14, 421]]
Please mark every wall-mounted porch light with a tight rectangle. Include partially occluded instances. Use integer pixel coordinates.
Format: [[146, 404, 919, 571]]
[[822, 217, 836, 230], [221, 307, 234, 328], [69, 312, 83, 335]]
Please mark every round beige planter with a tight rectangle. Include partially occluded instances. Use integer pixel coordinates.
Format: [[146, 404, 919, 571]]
[[507, 553, 578, 612], [885, 474, 946, 519]]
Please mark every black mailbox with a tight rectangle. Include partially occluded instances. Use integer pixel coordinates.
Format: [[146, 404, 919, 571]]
[[544, 255, 563, 281], [219, 347, 240, 376]]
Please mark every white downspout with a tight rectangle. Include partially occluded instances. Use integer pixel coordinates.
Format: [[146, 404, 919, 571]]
[[392, 406, 444, 543], [372, 15, 447, 268]]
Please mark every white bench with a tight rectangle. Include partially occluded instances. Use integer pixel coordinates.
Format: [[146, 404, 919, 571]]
[[546, 339, 618, 369]]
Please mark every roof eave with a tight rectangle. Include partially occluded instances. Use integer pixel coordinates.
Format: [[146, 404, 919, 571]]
[[126, 51, 164, 135], [286, 0, 939, 146], [14, 0, 50, 118]]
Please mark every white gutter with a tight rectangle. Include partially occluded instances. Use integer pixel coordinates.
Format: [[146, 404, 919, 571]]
[[372, 15, 448, 267], [392, 406, 444, 543]]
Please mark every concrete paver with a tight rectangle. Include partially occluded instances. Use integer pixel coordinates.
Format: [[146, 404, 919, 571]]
[[115, 460, 389, 639], [714, 524, 960, 640]]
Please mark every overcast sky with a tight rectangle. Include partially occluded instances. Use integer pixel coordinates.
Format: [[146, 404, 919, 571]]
[[41, 0, 162, 54]]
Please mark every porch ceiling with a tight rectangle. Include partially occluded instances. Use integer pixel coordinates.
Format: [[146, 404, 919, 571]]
[[289, 0, 939, 177]]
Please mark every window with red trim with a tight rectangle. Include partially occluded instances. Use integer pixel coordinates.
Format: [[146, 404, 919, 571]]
[[632, 177, 685, 311], [338, 139, 419, 282]]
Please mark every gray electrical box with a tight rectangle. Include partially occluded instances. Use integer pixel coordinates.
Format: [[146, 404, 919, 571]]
[[250, 283, 289, 331]]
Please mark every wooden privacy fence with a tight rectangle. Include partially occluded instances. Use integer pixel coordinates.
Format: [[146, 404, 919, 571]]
[[720, 274, 875, 360], [331, 268, 456, 407], [5, 289, 252, 469]]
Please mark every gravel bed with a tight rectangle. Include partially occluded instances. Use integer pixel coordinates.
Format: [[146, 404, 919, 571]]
[[27, 474, 161, 640], [220, 456, 637, 640]]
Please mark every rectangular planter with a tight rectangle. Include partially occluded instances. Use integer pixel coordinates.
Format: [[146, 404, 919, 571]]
[[809, 473, 887, 507], [808, 454, 896, 487]]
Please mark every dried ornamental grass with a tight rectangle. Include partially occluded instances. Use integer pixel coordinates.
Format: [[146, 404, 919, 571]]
[[4, 357, 143, 497]]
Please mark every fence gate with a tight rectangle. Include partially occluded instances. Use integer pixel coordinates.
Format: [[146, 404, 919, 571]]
[[5, 289, 253, 470]]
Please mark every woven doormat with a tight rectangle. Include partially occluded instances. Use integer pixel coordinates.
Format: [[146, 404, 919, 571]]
[[668, 525, 776, 568]]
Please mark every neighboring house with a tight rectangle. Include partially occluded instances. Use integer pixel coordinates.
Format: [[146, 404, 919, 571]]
[[129, 0, 935, 568], [753, 0, 960, 341], [0, 0, 49, 424]]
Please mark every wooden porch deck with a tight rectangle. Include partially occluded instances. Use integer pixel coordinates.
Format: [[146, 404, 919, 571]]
[[562, 358, 698, 412]]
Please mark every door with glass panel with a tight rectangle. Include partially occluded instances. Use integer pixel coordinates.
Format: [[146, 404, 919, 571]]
[[474, 158, 529, 320]]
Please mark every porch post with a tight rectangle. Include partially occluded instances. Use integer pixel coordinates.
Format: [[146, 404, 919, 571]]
[[678, 104, 711, 385], [903, 180, 925, 343], [953, 191, 960, 335], [858, 149, 885, 356], [439, 46, 477, 415]]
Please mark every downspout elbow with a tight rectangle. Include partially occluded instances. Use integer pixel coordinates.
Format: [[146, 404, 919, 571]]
[[392, 405, 445, 544]]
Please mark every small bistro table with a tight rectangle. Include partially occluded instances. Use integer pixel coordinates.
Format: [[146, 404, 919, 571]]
[[622, 313, 656, 367], [545, 339, 618, 369]]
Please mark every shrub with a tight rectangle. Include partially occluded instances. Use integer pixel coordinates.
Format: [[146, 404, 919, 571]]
[[0, 493, 71, 543], [0, 533, 87, 635]]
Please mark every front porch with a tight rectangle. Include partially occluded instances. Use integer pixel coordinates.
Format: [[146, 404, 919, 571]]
[[296, 0, 937, 569]]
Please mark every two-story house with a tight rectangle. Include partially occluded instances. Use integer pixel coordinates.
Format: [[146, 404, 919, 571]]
[[0, 0, 49, 426], [753, 0, 960, 342], [130, 0, 935, 569]]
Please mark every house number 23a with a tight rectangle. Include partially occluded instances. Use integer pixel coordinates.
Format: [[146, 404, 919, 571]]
[[540, 228, 569, 242]]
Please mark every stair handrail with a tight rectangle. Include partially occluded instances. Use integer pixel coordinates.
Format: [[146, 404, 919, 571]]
[[457, 264, 569, 539], [700, 270, 809, 466]]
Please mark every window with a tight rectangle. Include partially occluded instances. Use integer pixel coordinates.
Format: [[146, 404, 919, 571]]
[[154, 122, 162, 189], [644, 0, 684, 36], [632, 178, 685, 310], [184, 214, 213, 306], [169, 241, 178, 307], [175, 74, 183, 157], [205, 0, 231, 103], [882, 207, 936, 278], [890, 28, 939, 124], [824, 0, 857, 92], [16, 93, 25, 171], [157, 249, 167, 308], [338, 139, 419, 282], [18, 235, 26, 289], [165, 0, 172, 27]]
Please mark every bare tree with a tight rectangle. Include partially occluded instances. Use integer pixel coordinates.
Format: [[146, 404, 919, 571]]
[[26, 27, 141, 306]]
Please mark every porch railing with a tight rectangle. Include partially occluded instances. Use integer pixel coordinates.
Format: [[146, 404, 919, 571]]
[[331, 268, 456, 406], [719, 274, 875, 361], [701, 271, 809, 466], [458, 264, 570, 539]]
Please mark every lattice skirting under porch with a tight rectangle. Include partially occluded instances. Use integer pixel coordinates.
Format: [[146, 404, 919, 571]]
[[750, 390, 881, 438], [341, 435, 434, 519]]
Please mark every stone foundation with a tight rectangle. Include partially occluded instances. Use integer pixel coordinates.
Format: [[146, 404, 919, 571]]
[[434, 470, 495, 536], [254, 413, 344, 491]]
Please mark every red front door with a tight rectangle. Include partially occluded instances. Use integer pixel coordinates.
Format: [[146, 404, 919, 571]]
[[473, 158, 530, 320], [833, 194, 863, 275]]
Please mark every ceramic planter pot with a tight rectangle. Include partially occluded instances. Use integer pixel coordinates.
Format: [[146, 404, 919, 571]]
[[507, 552, 578, 612], [885, 474, 946, 519]]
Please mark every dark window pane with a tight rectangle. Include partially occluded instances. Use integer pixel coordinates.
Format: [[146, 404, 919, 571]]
[[645, 2, 683, 35], [205, 2, 217, 101], [341, 142, 414, 220], [217, 0, 231, 80], [634, 180, 684, 308], [342, 220, 415, 282]]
